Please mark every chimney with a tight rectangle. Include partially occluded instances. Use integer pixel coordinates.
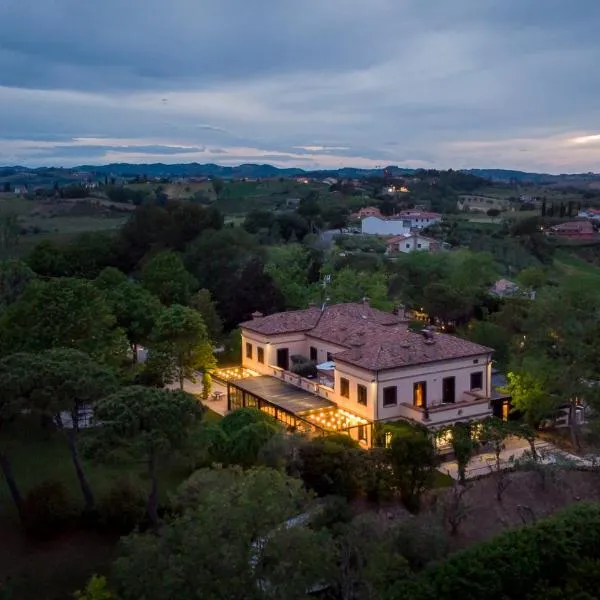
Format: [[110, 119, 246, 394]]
[[421, 328, 435, 344], [251, 311, 263, 319]]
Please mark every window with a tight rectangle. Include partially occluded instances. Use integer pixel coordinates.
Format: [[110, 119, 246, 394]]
[[358, 425, 367, 442], [340, 377, 350, 398], [406, 243, 410, 249], [417, 243, 422, 248], [383, 386, 397, 407], [442, 376, 455, 404], [470, 371, 483, 390], [413, 381, 427, 408], [357, 384, 367, 406], [257, 347, 264, 364], [245, 342, 253, 360], [326, 351, 333, 362], [310, 346, 318, 362]]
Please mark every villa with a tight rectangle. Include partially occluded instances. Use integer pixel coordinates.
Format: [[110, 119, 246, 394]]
[[215, 301, 500, 447]]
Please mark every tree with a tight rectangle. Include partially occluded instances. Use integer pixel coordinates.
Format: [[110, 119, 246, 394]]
[[62, 231, 119, 279], [480, 417, 513, 502], [113, 467, 329, 600], [26, 239, 68, 277], [513, 278, 600, 450], [148, 305, 215, 389], [94, 387, 201, 527], [297, 435, 365, 500], [0, 278, 129, 365], [265, 244, 318, 309], [447, 422, 474, 485], [141, 250, 197, 306], [200, 408, 280, 467], [325, 267, 392, 310], [211, 177, 224, 198], [219, 258, 285, 329], [0, 259, 36, 312], [503, 361, 557, 429], [102, 278, 163, 361], [189, 289, 223, 341], [0, 212, 20, 256], [389, 429, 436, 512], [0, 355, 32, 520], [486, 208, 501, 221], [516, 266, 547, 291], [0, 350, 118, 511]]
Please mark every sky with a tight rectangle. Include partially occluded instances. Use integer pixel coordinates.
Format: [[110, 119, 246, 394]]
[[1, 0, 600, 173]]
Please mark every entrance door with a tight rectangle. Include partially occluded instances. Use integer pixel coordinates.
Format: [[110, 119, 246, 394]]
[[442, 376, 455, 404], [276, 348, 290, 370]]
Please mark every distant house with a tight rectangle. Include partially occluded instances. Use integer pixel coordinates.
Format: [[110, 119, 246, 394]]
[[578, 208, 600, 221], [489, 279, 535, 300], [386, 233, 441, 254], [361, 216, 411, 236], [286, 197, 301, 208], [352, 206, 382, 219], [322, 177, 338, 186], [395, 210, 441, 230], [13, 185, 27, 195], [546, 221, 596, 239]]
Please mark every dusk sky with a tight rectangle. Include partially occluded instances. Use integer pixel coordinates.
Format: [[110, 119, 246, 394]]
[[1, 0, 599, 172]]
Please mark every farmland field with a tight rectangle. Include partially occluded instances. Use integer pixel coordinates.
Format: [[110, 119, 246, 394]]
[[0, 194, 128, 259]]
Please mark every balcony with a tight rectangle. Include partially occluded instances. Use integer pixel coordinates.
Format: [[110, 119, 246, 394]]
[[400, 396, 492, 428]]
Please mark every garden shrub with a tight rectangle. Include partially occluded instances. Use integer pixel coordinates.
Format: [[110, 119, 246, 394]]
[[99, 477, 147, 534], [298, 437, 364, 499], [22, 480, 75, 539]]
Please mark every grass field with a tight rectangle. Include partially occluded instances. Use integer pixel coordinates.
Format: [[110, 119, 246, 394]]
[[0, 194, 129, 260], [553, 250, 600, 282]]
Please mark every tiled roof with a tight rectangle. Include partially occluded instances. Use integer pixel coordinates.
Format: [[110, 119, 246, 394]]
[[241, 302, 404, 336], [333, 328, 493, 371], [396, 211, 441, 219], [551, 221, 594, 233], [240, 307, 322, 335], [242, 302, 492, 370]]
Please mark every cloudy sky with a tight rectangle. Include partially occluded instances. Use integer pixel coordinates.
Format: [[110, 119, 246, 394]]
[[1, 0, 599, 172]]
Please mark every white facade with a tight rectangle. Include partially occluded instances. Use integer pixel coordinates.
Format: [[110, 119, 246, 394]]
[[397, 212, 442, 230], [361, 216, 410, 236], [241, 328, 493, 430], [388, 234, 435, 254]]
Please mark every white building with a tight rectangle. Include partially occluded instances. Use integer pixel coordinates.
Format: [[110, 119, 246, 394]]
[[361, 212, 441, 236], [395, 210, 441, 229], [386, 233, 440, 254], [227, 302, 495, 447], [361, 216, 411, 236]]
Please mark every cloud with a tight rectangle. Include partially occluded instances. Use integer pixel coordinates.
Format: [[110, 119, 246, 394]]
[[0, 0, 599, 171]]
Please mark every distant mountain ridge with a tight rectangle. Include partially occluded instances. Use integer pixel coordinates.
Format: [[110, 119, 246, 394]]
[[0, 162, 599, 185]]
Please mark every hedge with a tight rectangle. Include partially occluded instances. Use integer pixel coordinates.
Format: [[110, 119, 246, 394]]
[[387, 502, 600, 600]]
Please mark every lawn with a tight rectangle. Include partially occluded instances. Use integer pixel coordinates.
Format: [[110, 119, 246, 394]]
[[0, 417, 215, 522]]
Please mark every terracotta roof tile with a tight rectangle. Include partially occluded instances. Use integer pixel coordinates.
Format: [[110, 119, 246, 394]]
[[333, 329, 492, 371], [241, 302, 492, 370], [240, 307, 322, 335]]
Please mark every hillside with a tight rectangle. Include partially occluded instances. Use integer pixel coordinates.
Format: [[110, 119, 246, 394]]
[[2, 163, 600, 187]]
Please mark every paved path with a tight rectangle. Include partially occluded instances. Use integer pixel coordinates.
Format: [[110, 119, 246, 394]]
[[438, 437, 590, 480]]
